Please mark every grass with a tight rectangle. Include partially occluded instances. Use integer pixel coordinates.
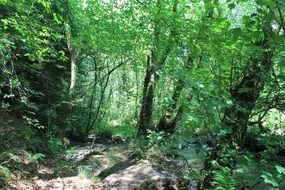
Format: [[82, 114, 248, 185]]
[[65, 146, 80, 156], [95, 123, 137, 141], [77, 165, 101, 183]]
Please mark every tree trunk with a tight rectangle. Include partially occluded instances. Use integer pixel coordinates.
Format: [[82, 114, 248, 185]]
[[137, 55, 158, 135], [201, 32, 274, 189], [223, 37, 273, 146], [157, 80, 185, 134], [64, 0, 76, 90], [87, 65, 111, 133], [69, 49, 76, 89], [137, 0, 178, 136], [157, 56, 193, 134]]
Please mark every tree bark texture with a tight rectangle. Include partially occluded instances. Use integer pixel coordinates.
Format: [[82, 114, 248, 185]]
[[157, 56, 193, 134], [137, 0, 178, 136], [137, 56, 157, 135], [223, 36, 273, 146]]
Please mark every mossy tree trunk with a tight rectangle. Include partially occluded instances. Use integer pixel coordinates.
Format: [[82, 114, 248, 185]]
[[157, 56, 193, 134], [202, 30, 274, 188], [223, 35, 273, 146], [137, 0, 178, 136]]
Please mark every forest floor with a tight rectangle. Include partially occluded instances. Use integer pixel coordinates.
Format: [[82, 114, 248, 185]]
[[4, 139, 284, 190], [5, 141, 202, 190]]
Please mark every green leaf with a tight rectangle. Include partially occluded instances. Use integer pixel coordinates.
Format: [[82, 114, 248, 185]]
[[0, 166, 11, 178], [252, 31, 264, 42], [0, 0, 8, 4], [277, 74, 285, 81], [238, 87, 251, 93], [230, 28, 243, 41], [260, 0, 275, 7], [261, 172, 279, 187], [275, 165, 285, 175], [228, 3, 236, 9]]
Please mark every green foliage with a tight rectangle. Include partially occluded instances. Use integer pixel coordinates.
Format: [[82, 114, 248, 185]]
[[261, 171, 279, 187], [276, 165, 285, 175], [65, 146, 80, 157], [77, 165, 100, 183], [95, 123, 137, 142], [0, 0, 284, 189], [0, 0, 70, 154], [53, 159, 77, 177], [0, 165, 10, 188], [0, 149, 46, 187], [213, 167, 236, 190], [48, 137, 64, 154], [0, 166, 11, 178], [261, 165, 285, 188], [132, 130, 183, 159], [29, 153, 45, 164]]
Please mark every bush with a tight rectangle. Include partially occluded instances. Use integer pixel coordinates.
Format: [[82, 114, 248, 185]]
[[132, 130, 183, 159], [48, 137, 64, 154], [95, 123, 137, 142], [213, 167, 236, 190]]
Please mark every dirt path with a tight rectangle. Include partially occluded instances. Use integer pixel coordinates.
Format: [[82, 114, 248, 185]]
[[5, 142, 197, 190], [7, 164, 107, 190]]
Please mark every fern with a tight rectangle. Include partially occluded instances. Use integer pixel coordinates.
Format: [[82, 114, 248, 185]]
[[0, 166, 11, 178], [213, 167, 236, 190]]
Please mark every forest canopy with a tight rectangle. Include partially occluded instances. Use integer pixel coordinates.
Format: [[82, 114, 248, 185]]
[[0, 0, 285, 189]]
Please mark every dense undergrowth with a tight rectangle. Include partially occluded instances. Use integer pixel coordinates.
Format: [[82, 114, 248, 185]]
[[1, 111, 285, 189], [1, 0, 285, 189]]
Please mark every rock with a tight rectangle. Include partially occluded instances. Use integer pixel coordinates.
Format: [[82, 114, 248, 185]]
[[102, 160, 177, 190]]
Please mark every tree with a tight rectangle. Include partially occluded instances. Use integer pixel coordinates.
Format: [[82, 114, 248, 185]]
[[137, 0, 178, 136]]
